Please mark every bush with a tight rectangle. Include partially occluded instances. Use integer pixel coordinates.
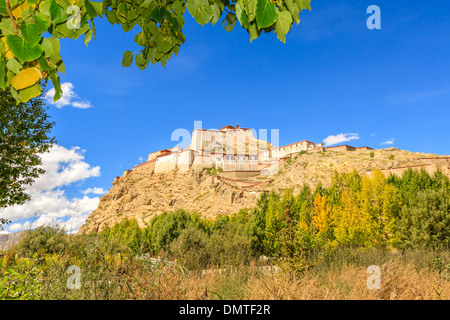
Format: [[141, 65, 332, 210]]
[[101, 219, 142, 254], [141, 210, 210, 255], [15, 226, 68, 258], [370, 152, 375, 158], [169, 223, 255, 269]]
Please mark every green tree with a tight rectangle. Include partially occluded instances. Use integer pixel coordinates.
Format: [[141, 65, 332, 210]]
[[398, 189, 450, 248], [101, 218, 143, 253], [0, 0, 312, 103], [15, 225, 67, 257], [0, 85, 55, 208]]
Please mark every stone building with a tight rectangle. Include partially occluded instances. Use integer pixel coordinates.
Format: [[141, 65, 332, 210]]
[[130, 125, 368, 175]]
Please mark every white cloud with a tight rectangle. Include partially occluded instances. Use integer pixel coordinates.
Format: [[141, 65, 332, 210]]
[[323, 133, 360, 147], [381, 139, 395, 145], [82, 187, 108, 195], [28, 145, 100, 193], [46, 82, 93, 109], [0, 145, 102, 233]]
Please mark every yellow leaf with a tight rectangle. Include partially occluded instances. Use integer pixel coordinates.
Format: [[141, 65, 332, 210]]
[[12, 1, 36, 19], [1, 37, 14, 59], [11, 67, 42, 90]]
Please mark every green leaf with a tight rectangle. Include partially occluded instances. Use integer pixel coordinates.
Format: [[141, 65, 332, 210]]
[[122, 50, 133, 67], [285, 0, 300, 24], [117, 3, 127, 17], [49, 0, 68, 25], [21, 8, 34, 21], [6, 58, 22, 74], [55, 58, 65, 73], [84, 0, 97, 19], [18, 82, 42, 102], [236, 2, 249, 28], [248, 21, 260, 42], [50, 72, 61, 100], [299, 0, 311, 11], [150, 7, 166, 24], [34, 11, 51, 34], [54, 22, 76, 38], [274, 11, 293, 43], [247, 0, 257, 22], [37, 55, 51, 71], [84, 28, 92, 46], [41, 37, 60, 58], [89, 1, 103, 17], [255, 0, 278, 29], [171, 0, 183, 16], [0, 19, 16, 36], [134, 32, 145, 46], [0, 58, 5, 89], [74, 23, 90, 39], [156, 39, 174, 53], [21, 22, 41, 47], [210, 3, 221, 26], [135, 53, 149, 71], [106, 9, 120, 24], [142, 0, 155, 10], [222, 12, 237, 32], [187, 0, 213, 26], [6, 35, 43, 63], [0, 1, 8, 16]]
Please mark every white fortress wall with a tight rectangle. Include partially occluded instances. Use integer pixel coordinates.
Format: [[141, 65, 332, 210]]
[[155, 153, 178, 173], [177, 150, 194, 172]]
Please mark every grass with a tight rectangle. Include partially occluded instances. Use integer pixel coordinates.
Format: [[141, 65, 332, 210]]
[[2, 244, 450, 300]]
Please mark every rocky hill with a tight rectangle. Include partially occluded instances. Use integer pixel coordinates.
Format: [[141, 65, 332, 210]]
[[0, 231, 29, 251], [78, 148, 450, 234]]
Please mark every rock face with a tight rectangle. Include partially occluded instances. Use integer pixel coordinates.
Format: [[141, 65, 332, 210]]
[[0, 231, 29, 250], [78, 148, 450, 234]]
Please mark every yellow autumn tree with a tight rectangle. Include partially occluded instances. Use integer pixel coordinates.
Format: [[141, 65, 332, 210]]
[[334, 189, 369, 246], [359, 170, 402, 247], [312, 193, 334, 246]]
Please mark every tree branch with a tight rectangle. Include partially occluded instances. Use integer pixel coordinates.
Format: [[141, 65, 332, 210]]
[[5, 0, 19, 34]]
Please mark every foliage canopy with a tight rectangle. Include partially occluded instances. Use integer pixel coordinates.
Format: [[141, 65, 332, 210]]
[[0, 85, 55, 208], [0, 0, 311, 103]]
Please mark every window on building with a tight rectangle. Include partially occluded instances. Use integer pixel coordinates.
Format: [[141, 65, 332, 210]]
[[226, 155, 234, 163]]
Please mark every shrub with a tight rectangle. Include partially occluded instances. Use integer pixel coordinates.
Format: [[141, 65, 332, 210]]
[[142, 210, 203, 255], [15, 226, 68, 258], [169, 222, 255, 269], [101, 219, 143, 254]]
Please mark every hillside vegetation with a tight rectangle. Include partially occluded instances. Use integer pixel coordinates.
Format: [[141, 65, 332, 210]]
[[79, 148, 450, 233], [2, 168, 450, 300]]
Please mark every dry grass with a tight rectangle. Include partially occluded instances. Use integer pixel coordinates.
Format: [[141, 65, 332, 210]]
[[4, 247, 450, 300], [245, 259, 450, 300]]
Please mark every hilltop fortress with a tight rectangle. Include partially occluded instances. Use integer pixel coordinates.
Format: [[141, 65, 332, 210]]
[[80, 126, 449, 233], [127, 124, 373, 178]]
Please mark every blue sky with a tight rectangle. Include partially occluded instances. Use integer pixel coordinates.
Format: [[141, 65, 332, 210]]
[[1, 0, 450, 233]]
